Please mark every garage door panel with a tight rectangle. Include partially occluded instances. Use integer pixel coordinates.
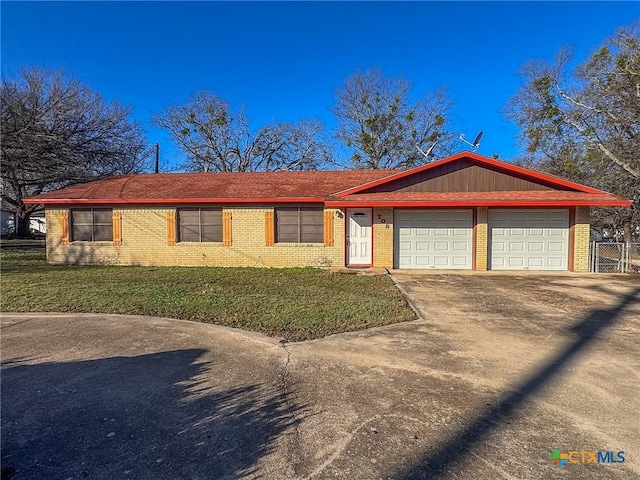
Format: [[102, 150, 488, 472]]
[[490, 209, 568, 271], [452, 241, 468, 251], [530, 212, 547, 221], [548, 211, 566, 221], [509, 257, 524, 267], [395, 210, 472, 269], [451, 211, 468, 220], [399, 240, 412, 250], [433, 256, 451, 267], [416, 242, 430, 251], [434, 241, 450, 251], [452, 256, 469, 267], [509, 242, 525, 252], [548, 258, 564, 268], [548, 242, 565, 252], [399, 257, 413, 267], [529, 242, 544, 252], [415, 256, 431, 266]]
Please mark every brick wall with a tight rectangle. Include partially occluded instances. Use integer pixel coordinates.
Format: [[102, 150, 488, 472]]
[[46, 204, 594, 271], [46, 207, 345, 267], [373, 207, 394, 268], [573, 206, 591, 272], [475, 207, 488, 270]]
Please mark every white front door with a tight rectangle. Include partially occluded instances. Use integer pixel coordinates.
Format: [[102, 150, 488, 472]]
[[489, 209, 569, 270], [395, 209, 473, 269], [347, 209, 372, 266]]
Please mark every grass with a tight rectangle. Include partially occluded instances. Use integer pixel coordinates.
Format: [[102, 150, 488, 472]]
[[0, 244, 416, 341]]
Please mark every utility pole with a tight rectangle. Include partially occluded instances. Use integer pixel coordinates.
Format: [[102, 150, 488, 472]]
[[154, 143, 159, 173]]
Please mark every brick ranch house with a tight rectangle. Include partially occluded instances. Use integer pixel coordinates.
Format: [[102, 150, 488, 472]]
[[25, 152, 631, 272]]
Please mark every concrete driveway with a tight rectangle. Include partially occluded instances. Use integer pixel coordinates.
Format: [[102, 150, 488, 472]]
[[2, 274, 639, 479]]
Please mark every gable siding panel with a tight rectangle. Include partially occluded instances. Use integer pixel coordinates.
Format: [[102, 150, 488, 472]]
[[365, 162, 568, 193]]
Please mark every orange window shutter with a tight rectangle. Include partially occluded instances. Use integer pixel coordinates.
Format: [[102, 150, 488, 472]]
[[324, 210, 334, 247], [265, 211, 274, 246], [167, 211, 176, 246], [112, 211, 122, 246], [60, 211, 70, 245], [223, 211, 232, 246]]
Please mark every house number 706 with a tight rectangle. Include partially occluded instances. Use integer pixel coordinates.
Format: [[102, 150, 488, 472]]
[[377, 214, 389, 228]]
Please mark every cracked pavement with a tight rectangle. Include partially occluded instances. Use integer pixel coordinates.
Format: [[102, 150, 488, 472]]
[[2, 274, 639, 479]]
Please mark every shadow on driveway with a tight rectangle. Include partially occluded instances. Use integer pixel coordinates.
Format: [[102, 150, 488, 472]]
[[1, 349, 304, 480], [395, 286, 640, 479]]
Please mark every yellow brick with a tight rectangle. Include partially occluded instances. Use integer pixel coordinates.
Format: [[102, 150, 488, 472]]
[[45, 205, 595, 272], [46, 207, 345, 268], [475, 207, 488, 270], [373, 207, 393, 268], [573, 206, 590, 272]]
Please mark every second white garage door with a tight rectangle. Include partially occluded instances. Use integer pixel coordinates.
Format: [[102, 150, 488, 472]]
[[489, 209, 569, 271], [395, 209, 473, 269]]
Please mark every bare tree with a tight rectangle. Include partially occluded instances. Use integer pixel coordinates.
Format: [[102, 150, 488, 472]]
[[1, 68, 150, 237], [506, 24, 640, 239], [333, 69, 455, 169], [153, 92, 330, 172]]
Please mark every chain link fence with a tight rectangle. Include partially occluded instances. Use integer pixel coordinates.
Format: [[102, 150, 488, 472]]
[[590, 242, 640, 273]]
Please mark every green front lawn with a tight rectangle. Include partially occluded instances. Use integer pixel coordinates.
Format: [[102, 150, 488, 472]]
[[0, 245, 415, 341]]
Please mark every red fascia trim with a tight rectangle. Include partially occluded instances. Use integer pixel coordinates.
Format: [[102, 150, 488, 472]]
[[332, 151, 604, 197], [23, 197, 326, 205], [325, 200, 632, 208]]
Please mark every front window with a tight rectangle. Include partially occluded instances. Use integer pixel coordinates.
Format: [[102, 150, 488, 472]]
[[178, 208, 222, 242], [275, 207, 323, 243], [71, 209, 113, 242]]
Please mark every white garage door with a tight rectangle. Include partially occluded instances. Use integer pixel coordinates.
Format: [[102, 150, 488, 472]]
[[489, 209, 569, 271], [395, 209, 473, 269]]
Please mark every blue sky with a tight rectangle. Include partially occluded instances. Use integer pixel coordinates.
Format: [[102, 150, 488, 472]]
[[2, 2, 638, 170]]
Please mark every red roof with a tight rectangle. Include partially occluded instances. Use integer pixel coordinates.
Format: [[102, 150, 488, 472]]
[[324, 191, 631, 207], [24, 170, 399, 205], [24, 152, 631, 207]]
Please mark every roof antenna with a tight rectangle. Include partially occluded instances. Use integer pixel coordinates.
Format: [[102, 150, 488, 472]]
[[459, 131, 483, 152], [416, 141, 438, 161]]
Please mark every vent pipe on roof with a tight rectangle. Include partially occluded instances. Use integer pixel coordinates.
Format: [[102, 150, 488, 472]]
[[155, 143, 160, 173]]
